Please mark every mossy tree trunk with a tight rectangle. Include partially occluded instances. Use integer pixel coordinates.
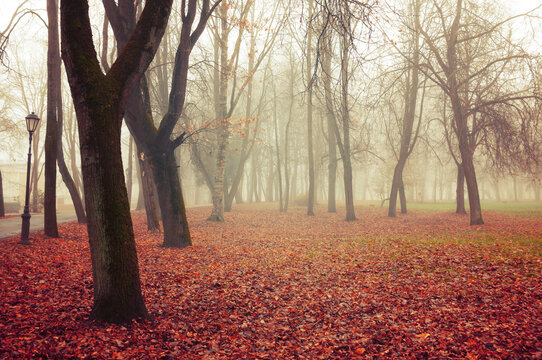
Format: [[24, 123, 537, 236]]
[[61, 0, 172, 323], [44, 0, 59, 237]]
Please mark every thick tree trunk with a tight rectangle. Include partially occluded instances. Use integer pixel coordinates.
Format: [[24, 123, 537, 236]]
[[82, 110, 147, 322], [149, 148, 191, 247], [61, 0, 172, 322], [456, 163, 467, 214], [44, 0, 59, 237]]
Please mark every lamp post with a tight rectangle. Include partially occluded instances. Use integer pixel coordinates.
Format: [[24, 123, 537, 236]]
[[19, 112, 40, 245]]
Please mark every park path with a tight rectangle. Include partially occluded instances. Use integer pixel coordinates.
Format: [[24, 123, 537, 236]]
[[0, 212, 78, 240]]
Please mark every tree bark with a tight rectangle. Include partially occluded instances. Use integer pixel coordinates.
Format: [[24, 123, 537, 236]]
[[456, 163, 467, 214], [44, 0, 59, 237], [322, 33, 337, 213], [209, 5, 230, 222], [148, 148, 191, 247], [339, 25, 355, 221], [306, 0, 315, 216], [61, 0, 172, 323], [138, 151, 160, 231], [126, 136, 133, 207]]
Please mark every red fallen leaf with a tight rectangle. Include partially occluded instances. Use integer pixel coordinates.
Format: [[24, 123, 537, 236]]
[[354, 348, 366, 355], [0, 205, 540, 359], [466, 338, 477, 347]]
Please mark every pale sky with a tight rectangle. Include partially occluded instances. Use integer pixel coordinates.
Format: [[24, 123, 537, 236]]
[[0, 0, 541, 163]]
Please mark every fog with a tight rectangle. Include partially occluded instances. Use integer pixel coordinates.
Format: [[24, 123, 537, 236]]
[[1, 0, 541, 222]]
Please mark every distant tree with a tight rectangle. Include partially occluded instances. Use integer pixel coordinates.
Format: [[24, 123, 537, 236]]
[[60, 0, 173, 323], [388, 0, 425, 218], [315, 0, 376, 221], [415, 0, 538, 225], [306, 0, 316, 216]]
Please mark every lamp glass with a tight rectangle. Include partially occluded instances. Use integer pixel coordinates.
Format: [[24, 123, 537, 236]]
[[25, 112, 40, 133]]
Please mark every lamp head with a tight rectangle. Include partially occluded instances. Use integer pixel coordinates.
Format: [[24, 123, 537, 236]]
[[25, 112, 40, 133]]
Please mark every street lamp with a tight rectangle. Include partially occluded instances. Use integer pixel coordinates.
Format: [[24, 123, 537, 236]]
[[19, 112, 40, 245]]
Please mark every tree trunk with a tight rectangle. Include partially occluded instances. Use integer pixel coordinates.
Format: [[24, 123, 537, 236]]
[[136, 159, 145, 210], [138, 151, 160, 231], [61, 0, 172, 322], [31, 144, 40, 213], [388, 162, 405, 217], [456, 163, 467, 214], [209, 6, 229, 222], [273, 80, 284, 212], [44, 0, 59, 237], [399, 179, 407, 213], [149, 148, 191, 247], [306, 0, 315, 216], [339, 26, 356, 222], [322, 33, 337, 213], [126, 136, 133, 207]]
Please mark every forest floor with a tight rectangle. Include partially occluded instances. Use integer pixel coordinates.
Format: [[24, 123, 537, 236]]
[[0, 203, 541, 359]]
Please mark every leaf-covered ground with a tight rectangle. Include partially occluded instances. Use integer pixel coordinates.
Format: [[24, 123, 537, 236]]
[[0, 204, 541, 359]]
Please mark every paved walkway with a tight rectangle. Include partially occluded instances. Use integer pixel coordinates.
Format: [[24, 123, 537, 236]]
[[0, 212, 78, 240]]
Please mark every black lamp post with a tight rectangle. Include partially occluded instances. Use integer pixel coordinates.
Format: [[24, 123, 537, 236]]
[[19, 112, 40, 245]]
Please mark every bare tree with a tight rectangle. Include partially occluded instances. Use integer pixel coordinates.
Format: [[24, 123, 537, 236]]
[[415, 0, 538, 225], [388, 0, 425, 217], [61, 0, 173, 323], [103, 0, 222, 246]]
